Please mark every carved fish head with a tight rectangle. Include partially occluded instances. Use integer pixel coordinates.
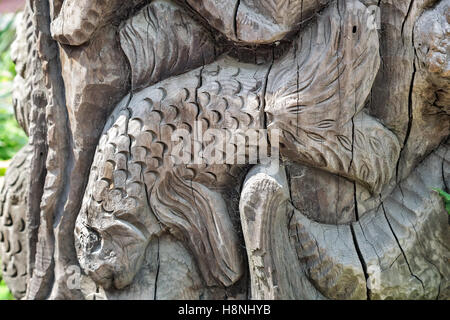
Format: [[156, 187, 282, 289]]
[[75, 192, 155, 290]]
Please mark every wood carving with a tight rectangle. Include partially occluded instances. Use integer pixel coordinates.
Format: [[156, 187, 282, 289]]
[[0, 145, 32, 299], [0, 0, 448, 300]]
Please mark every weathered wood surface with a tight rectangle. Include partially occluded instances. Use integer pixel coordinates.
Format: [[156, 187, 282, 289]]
[[0, 0, 448, 300], [0, 147, 31, 299]]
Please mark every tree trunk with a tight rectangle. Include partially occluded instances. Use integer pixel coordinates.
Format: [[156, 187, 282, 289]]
[[1, 0, 449, 300]]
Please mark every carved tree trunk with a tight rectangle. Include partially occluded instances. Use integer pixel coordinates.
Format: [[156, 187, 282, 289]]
[[0, 0, 448, 300]]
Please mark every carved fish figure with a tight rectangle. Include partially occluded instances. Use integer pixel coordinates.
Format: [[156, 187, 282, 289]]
[[75, 0, 400, 291]]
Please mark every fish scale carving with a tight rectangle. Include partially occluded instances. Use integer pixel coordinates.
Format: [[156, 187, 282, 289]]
[[76, 58, 267, 289], [0, 145, 33, 299]]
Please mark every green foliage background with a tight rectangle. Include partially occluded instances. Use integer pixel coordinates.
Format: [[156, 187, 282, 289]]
[[0, 273, 14, 300], [433, 188, 450, 215], [0, 12, 25, 300], [0, 13, 27, 161]]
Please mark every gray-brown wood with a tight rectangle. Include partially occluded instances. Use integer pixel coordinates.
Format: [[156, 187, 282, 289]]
[[0, 145, 32, 299], [0, 0, 448, 300]]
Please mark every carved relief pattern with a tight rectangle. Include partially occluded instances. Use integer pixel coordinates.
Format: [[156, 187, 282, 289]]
[[0, 145, 32, 299], [0, 0, 448, 300]]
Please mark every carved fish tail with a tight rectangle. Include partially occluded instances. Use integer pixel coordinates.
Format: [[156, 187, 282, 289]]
[[150, 171, 244, 287], [289, 210, 367, 300], [125, 62, 253, 287]]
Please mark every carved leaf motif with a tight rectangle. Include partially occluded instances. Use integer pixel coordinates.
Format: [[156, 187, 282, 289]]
[[369, 136, 383, 156], [359, 162, 370, 182], [316, 119, 336, 129], [306, 131, 326, 143], [336, 135, 353, 152], [355, 129, 366, 150]]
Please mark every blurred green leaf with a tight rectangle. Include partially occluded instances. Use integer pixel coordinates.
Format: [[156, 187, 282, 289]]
[[0, 107, 27, 160], [0, 264, 14, 300], [0, 280, 14, 300], [0, 13, 26, 161], [433, 188, 450, 215]]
